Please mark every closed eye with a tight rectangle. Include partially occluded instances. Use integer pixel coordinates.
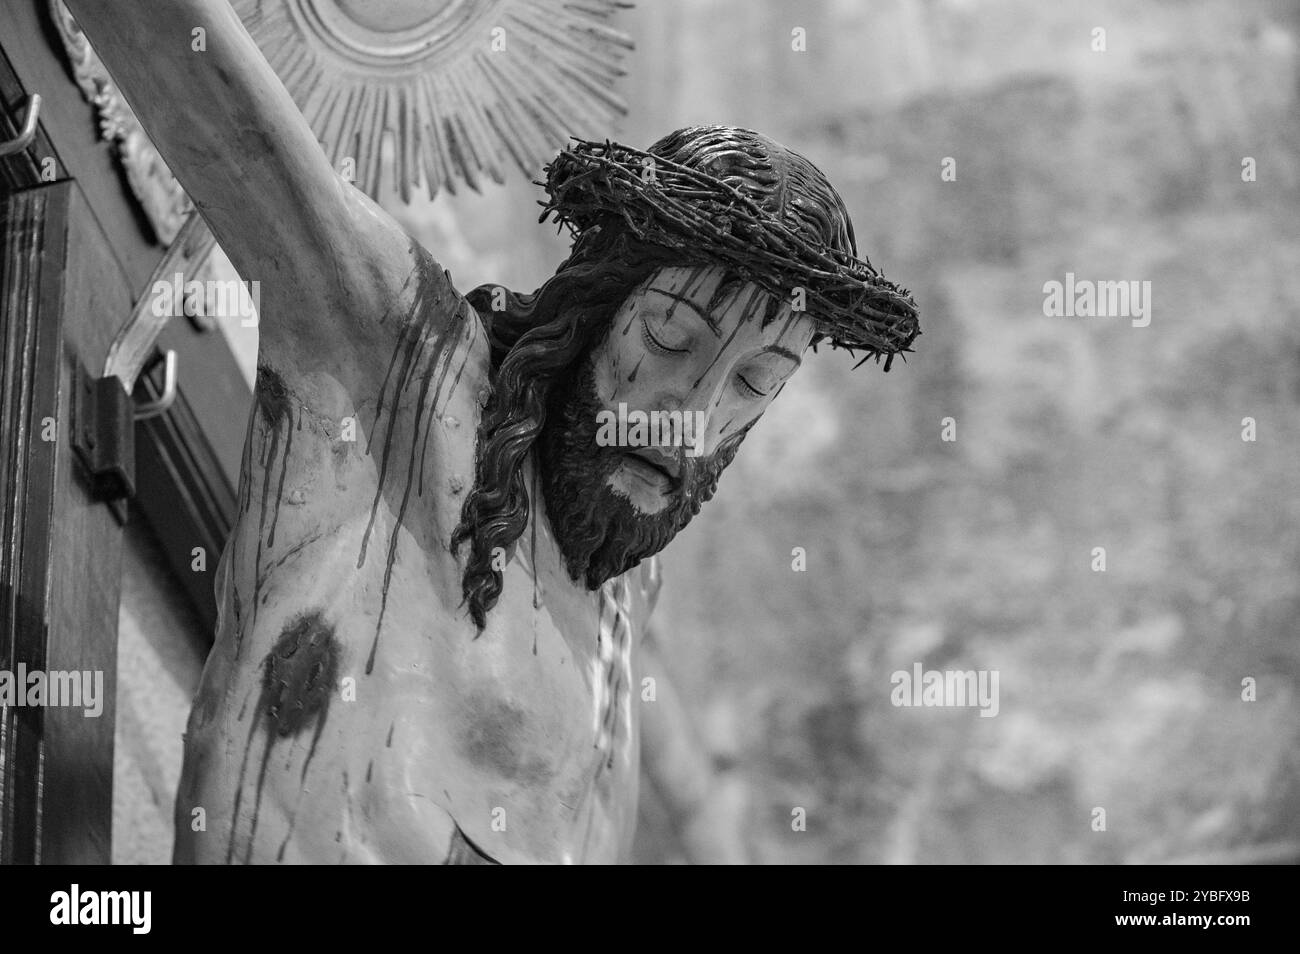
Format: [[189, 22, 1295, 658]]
[[735, 373, 768, 398], [641, 317, 690, 355]]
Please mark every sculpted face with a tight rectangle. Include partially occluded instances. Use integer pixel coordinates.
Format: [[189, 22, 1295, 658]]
[[594, 265, 815, 510], [537, 265, 816, 588]]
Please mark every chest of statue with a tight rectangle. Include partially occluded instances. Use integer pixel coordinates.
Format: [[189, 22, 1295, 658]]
[[185, 384, 649, 862]]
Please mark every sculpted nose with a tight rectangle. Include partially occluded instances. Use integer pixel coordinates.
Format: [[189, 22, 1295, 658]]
[[644, 392, 709, 457], [648, 394, 682, 450], [660, 391, 719, 458]]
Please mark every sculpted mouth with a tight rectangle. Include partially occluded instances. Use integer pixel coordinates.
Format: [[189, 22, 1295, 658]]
[[622, 448, 681, 490]]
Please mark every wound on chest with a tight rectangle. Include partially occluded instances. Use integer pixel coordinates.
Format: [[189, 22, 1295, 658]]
[[261, 610, 339, 736]]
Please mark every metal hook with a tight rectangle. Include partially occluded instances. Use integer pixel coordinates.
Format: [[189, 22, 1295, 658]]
[[0, 93, 41, 158], [104, 212, 215, 393], [133, 349, 178, 420]]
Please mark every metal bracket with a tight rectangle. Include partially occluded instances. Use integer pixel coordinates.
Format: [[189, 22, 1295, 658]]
[[132, 348, 177, 420], [0, 93, 40, 157], [72, 211, 208, 512], [70, 360, 134, 521], [70, 348, 177, 517]]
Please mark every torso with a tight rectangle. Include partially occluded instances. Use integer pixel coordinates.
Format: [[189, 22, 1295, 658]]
[[173, 291, 653, 865]]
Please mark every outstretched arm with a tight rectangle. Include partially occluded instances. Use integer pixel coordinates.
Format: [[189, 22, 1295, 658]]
[[639, 627, 752, 864], [63, 0, 441, 378]]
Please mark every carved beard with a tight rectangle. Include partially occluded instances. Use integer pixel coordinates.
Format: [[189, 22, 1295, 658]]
[[536, 352, 746, 590]]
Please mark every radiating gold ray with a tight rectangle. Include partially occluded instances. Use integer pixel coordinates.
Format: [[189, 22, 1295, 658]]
[[232, 0, 633, 201]]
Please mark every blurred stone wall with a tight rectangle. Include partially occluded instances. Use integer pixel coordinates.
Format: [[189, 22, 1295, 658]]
[[114, 520, 208, 864]]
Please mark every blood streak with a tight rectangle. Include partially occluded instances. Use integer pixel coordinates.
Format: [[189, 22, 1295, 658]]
[[255, 366, 294, 550], [680, 264, 712, 307], [356, 243, 477, 673], [693, 283, 777, 390], [241, 365, 296, 656]]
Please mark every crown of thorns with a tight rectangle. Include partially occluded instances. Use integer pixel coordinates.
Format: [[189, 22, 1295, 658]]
[[538, 137, 920, 369]]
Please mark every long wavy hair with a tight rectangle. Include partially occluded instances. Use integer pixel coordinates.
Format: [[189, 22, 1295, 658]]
[[451, 222, 707, 630]]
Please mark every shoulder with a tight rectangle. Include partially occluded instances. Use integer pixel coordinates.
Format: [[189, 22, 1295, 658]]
[[257, 226, 489, 422], [256, 182, 485, 396]]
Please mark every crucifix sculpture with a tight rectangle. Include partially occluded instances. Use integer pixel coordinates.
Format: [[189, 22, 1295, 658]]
[[65, 0, 919, 864]]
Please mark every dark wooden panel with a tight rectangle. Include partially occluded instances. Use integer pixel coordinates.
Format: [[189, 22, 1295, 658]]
[[0, 184, 62, 866], [44, 181, 135, 863], [0, 180, 131, 864]]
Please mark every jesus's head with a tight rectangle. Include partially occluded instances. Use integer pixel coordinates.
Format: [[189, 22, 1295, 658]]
[[452, 125, 918, 630], [536, 264, 814, 589]]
